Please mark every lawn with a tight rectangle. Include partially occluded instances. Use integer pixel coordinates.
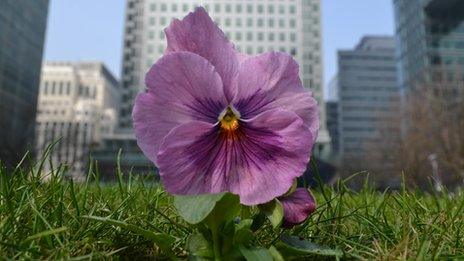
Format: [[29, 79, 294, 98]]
[[1, 161, 463, 260]]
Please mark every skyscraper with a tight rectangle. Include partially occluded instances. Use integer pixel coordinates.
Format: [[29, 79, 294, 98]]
[[337, 36, 400, 172], [35, 62, 120, 178], [394, 0, 464, 93], [120, 0, 330, 159], [0, 0, 49, 167], [326, 76, 339, 159]]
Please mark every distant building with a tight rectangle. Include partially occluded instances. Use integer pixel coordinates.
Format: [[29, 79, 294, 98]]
[[35, 62, 120, 179], [326, 76, 339, 160], [119, 0, 330, 159], [337, 36, 400, 172], [394, 0, 464, 93], [0, 0, 49, 167]]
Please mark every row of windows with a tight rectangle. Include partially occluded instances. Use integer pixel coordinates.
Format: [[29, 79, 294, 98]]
[[340, 54, 395, 61], [42, 81, 71, 95], [341, 65, 397, 72], [148, 29, 298, 44], [149, 2, 299, 15], [357, 76, 397, 82], [341, 106, 394, 112], [341, 96, 397, 102], [148, 15, 298, 29], [340, 85, 398, 92], [41, 81, 98, 98]]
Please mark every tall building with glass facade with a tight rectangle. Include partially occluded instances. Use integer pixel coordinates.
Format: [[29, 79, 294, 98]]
[[394, 0, 464, 93], [337, 36, 400, 172], [119, 0, 330, 159], [0, 0, 49, 167]]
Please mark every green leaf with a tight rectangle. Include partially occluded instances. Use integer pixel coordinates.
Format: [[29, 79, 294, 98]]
[[174, 192, 230, 224], [233, 219, 254, 246], [276, 234, 343, 258], [259, 199, 284, 228], [268, 246, 284, 261], [205, 193, 241, 227], [239, 246, 273, 261], [83, 215, 175, 257], [187, 233, 213, 260]]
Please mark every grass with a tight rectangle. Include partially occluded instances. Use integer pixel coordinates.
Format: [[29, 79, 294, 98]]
[[1, 156, 464, 259]]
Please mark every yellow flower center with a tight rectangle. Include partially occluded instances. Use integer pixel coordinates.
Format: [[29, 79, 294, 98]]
[[220, 107, 239, 131]]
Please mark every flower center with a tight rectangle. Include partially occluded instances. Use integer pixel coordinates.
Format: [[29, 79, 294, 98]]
[[219, 107, 239, 131]]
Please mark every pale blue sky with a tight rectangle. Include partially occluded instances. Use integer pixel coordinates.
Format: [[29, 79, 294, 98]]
[[44, 0, 394, 97]]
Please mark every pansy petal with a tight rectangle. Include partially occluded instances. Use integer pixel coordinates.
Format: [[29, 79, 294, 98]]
[[233, 52, 319, 141], [280, 188, 316, 228], [165, 7, 238, 101], [156, 109, 313, 205], [133, 52, 227, 164]]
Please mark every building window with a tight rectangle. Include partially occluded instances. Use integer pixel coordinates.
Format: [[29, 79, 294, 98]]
[[289, 19, 296, 27], [247, 18, 253, 27], [289, 6, 296, 14], [247, 32, 253, 41], [51, 81, 56, 94], [279, 5, 285, 14], [257, 18, 263, 27], [183, 3, 188, 12], [257, 5, 264, 13], [226, 4, 231, 13], [279, 19, 285, 27], [160, 17, 167, 25], [225, 18, 231, 26], [236, 18, 242, 27], [279, 33, 285, 41], [172, 4, 177, 12], [149, 17, 155, 25], [247, 4, 253, 13], [150, 3, 156, 11], [246, 46, 253, 54], [236, 32, 242, 41], [268, 33, 275, 41], [268, 19, 274, 27], [268, 5, 274, 13], [161, 3, 167, 11], [258, 32, 264, 41], [148, 31, 154, 39], [290, 33, 296, 42], [44, 81, 48, 94], [215, 4, 221, 12], [236, 5, 242, 13]]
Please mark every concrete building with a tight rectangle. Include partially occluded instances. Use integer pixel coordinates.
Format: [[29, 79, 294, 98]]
[[394, 0, 464, 93], [0, 0, 49, 167], [337, 36, 400, 172], [119, 0, 330, 159], [35, 62, 120, 178]]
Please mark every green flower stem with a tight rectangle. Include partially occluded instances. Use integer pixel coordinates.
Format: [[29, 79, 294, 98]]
[[211, 225, 222, 261]]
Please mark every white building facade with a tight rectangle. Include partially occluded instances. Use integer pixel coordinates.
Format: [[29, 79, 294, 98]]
[[119, 0, 330, 159], [35, 62, 120, 178]]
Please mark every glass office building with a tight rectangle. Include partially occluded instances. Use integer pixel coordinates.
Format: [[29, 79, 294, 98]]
[[394, 0, 464, 93], [0, 0, 49, 167]]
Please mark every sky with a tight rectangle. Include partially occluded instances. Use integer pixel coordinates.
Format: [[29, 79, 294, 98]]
[[44, 0, 395, 98]]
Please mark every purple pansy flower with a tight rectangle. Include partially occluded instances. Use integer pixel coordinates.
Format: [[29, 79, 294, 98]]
[[132, 7, 319, 205], [279, 188, 317, 228]]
